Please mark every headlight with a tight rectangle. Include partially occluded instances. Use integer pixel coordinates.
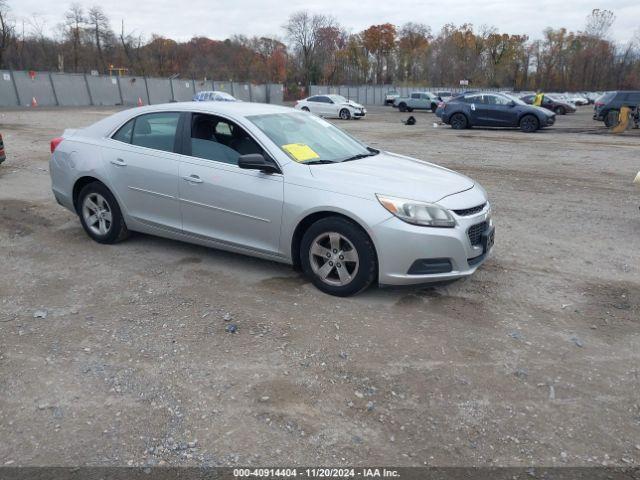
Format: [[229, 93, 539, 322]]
[[376, 194, 456, 228]]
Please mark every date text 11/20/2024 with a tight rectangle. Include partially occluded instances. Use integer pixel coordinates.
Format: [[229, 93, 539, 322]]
[[233, 468, 400, 477]]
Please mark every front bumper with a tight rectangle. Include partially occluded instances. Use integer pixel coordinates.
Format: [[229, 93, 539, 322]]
[[372, 202, 494, 286], [353, 109, 366, 117]]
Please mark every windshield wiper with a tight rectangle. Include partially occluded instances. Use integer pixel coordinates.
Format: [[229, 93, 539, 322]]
[[302, 159, 336, 165], [341, 150, 379, 162]]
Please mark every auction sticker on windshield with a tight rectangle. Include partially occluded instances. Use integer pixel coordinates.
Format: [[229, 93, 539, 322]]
[[281, 143, 320, 162]]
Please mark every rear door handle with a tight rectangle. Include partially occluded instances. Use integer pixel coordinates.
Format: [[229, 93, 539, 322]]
[[110, 158, 127, 166], [183, 174, 203, 184]]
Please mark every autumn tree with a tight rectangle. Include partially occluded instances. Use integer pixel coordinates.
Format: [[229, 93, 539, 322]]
[[362, 23, 396, 84], [397, 22, 430, 82]]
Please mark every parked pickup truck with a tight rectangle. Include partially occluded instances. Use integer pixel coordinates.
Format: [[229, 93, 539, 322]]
[[393, 92, 441, 112]]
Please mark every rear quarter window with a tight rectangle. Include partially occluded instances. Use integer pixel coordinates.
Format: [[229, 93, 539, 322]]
[[112, 119, 134, 144]]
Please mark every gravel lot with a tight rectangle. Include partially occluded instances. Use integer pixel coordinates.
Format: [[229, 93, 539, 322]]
[[0, 105, 639, 468]]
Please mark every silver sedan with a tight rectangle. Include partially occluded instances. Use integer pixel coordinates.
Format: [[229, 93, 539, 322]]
[[49, 102, 494, 296]]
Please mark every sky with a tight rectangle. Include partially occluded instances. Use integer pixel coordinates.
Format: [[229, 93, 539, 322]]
[[7, 0, 640, 45]]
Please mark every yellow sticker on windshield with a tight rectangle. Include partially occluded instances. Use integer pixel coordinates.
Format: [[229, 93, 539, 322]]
[[281, 143, 319, 162]]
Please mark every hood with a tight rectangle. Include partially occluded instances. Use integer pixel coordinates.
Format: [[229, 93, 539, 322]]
[[533, 106, 555, 116], [343, 100, 364, 109], [309, 152, 474, 203]]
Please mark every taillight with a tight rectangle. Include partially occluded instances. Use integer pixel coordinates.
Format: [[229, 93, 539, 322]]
[[595, 102, 604, 107], [50, 137, 63, 153]]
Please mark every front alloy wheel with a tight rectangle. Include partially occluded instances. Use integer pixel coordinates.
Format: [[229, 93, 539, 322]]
[[309, 232, 359, 287], [300, 217, 377, 296], [339, 108, 351, 120]]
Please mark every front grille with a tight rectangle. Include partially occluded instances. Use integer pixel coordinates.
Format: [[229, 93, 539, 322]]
[[467, 221, 488, 246], [454, 203, 486, 216]]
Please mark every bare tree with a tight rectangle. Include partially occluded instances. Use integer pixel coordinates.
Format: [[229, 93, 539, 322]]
[[284, 11, 335, 85], [0, 0, 13, 68], [584, 9, 615, 39], [87, 6, 111, 73], [63, 4, 85, 72]]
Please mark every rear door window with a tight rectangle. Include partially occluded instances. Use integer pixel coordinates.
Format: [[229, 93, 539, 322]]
[[131, 112, 180, 153]]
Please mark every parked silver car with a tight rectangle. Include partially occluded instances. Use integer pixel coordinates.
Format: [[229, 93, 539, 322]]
[[49, 103, 494, 296]]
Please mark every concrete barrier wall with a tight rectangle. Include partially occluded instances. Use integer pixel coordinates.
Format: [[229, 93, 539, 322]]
[[86, 75, 121, 106], [234, 83, 251, 102], [119, 76, 149, 105], [250, 84, 267, 103], [146, 77, 172, 104], [0, 70, 283, 108], [213, 81, 232, 94], [171, 79, 195, 102], [50, 73, 91, 106], [0, 70, 18, 106], [267, 84, 284, 104], [14, 71, 57, 106]]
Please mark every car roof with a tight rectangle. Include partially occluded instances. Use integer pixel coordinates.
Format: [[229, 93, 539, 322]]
[[136, 101, 292, 117], [197, 90, 233, 95], [81, 101, 296, 138]]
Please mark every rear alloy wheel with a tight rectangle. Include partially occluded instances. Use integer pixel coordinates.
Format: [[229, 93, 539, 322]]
[[339, 108, 351, 120], [398, 103, 407, 112], [519, 114, 539, 133], [450, 113, 468, 129], [300, 217, 377, 296], [78, 182, 129, 244], [431, 103, 437, 113], [554, 106, 566, 115]]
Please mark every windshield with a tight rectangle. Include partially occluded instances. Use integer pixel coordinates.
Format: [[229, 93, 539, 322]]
[[502, 93, 527, 106], [328, 95, 348, 104], [248, 112, 372, 164], [216, 92, 235, 101]]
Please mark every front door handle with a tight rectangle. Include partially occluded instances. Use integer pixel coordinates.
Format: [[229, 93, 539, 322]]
[[110, 158, 127, 166], [183, 174, 203, 184]]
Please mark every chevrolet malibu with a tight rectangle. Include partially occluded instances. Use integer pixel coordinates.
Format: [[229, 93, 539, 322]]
[[49, 103, 494, 296]]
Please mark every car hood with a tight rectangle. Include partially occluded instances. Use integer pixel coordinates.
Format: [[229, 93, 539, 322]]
[[532, 106, 555, 116], [309, 152, 475, 203], [342, 100, 364, 109]]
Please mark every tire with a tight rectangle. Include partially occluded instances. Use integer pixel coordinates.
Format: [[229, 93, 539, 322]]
[[398, 102, 407, 112], [604, 110, 618, 128], [301, 107, 310, 112], [450, 113, 468, 129], [300, 216, 377, 297], [339, 108, 351, 120], [77, 182, 129, 244], [519, 114, 539, 133], [406, 107, 414, 112], [431, 103, 437, 113], [554, 106, 566, 115]]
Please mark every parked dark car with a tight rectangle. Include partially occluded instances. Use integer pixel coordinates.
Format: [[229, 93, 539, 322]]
[[438, 93, 555, 132], [520, 94, 576, 115], [0, 133, 5, 164], [593, 91, 640, 127]]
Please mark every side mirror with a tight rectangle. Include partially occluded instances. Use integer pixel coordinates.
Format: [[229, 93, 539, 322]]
[[238, 153, 279, 174], [508, 100, 516, 107]]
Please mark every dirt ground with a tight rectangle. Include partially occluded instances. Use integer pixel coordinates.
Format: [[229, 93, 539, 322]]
[[0, 105, 639, 468]]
